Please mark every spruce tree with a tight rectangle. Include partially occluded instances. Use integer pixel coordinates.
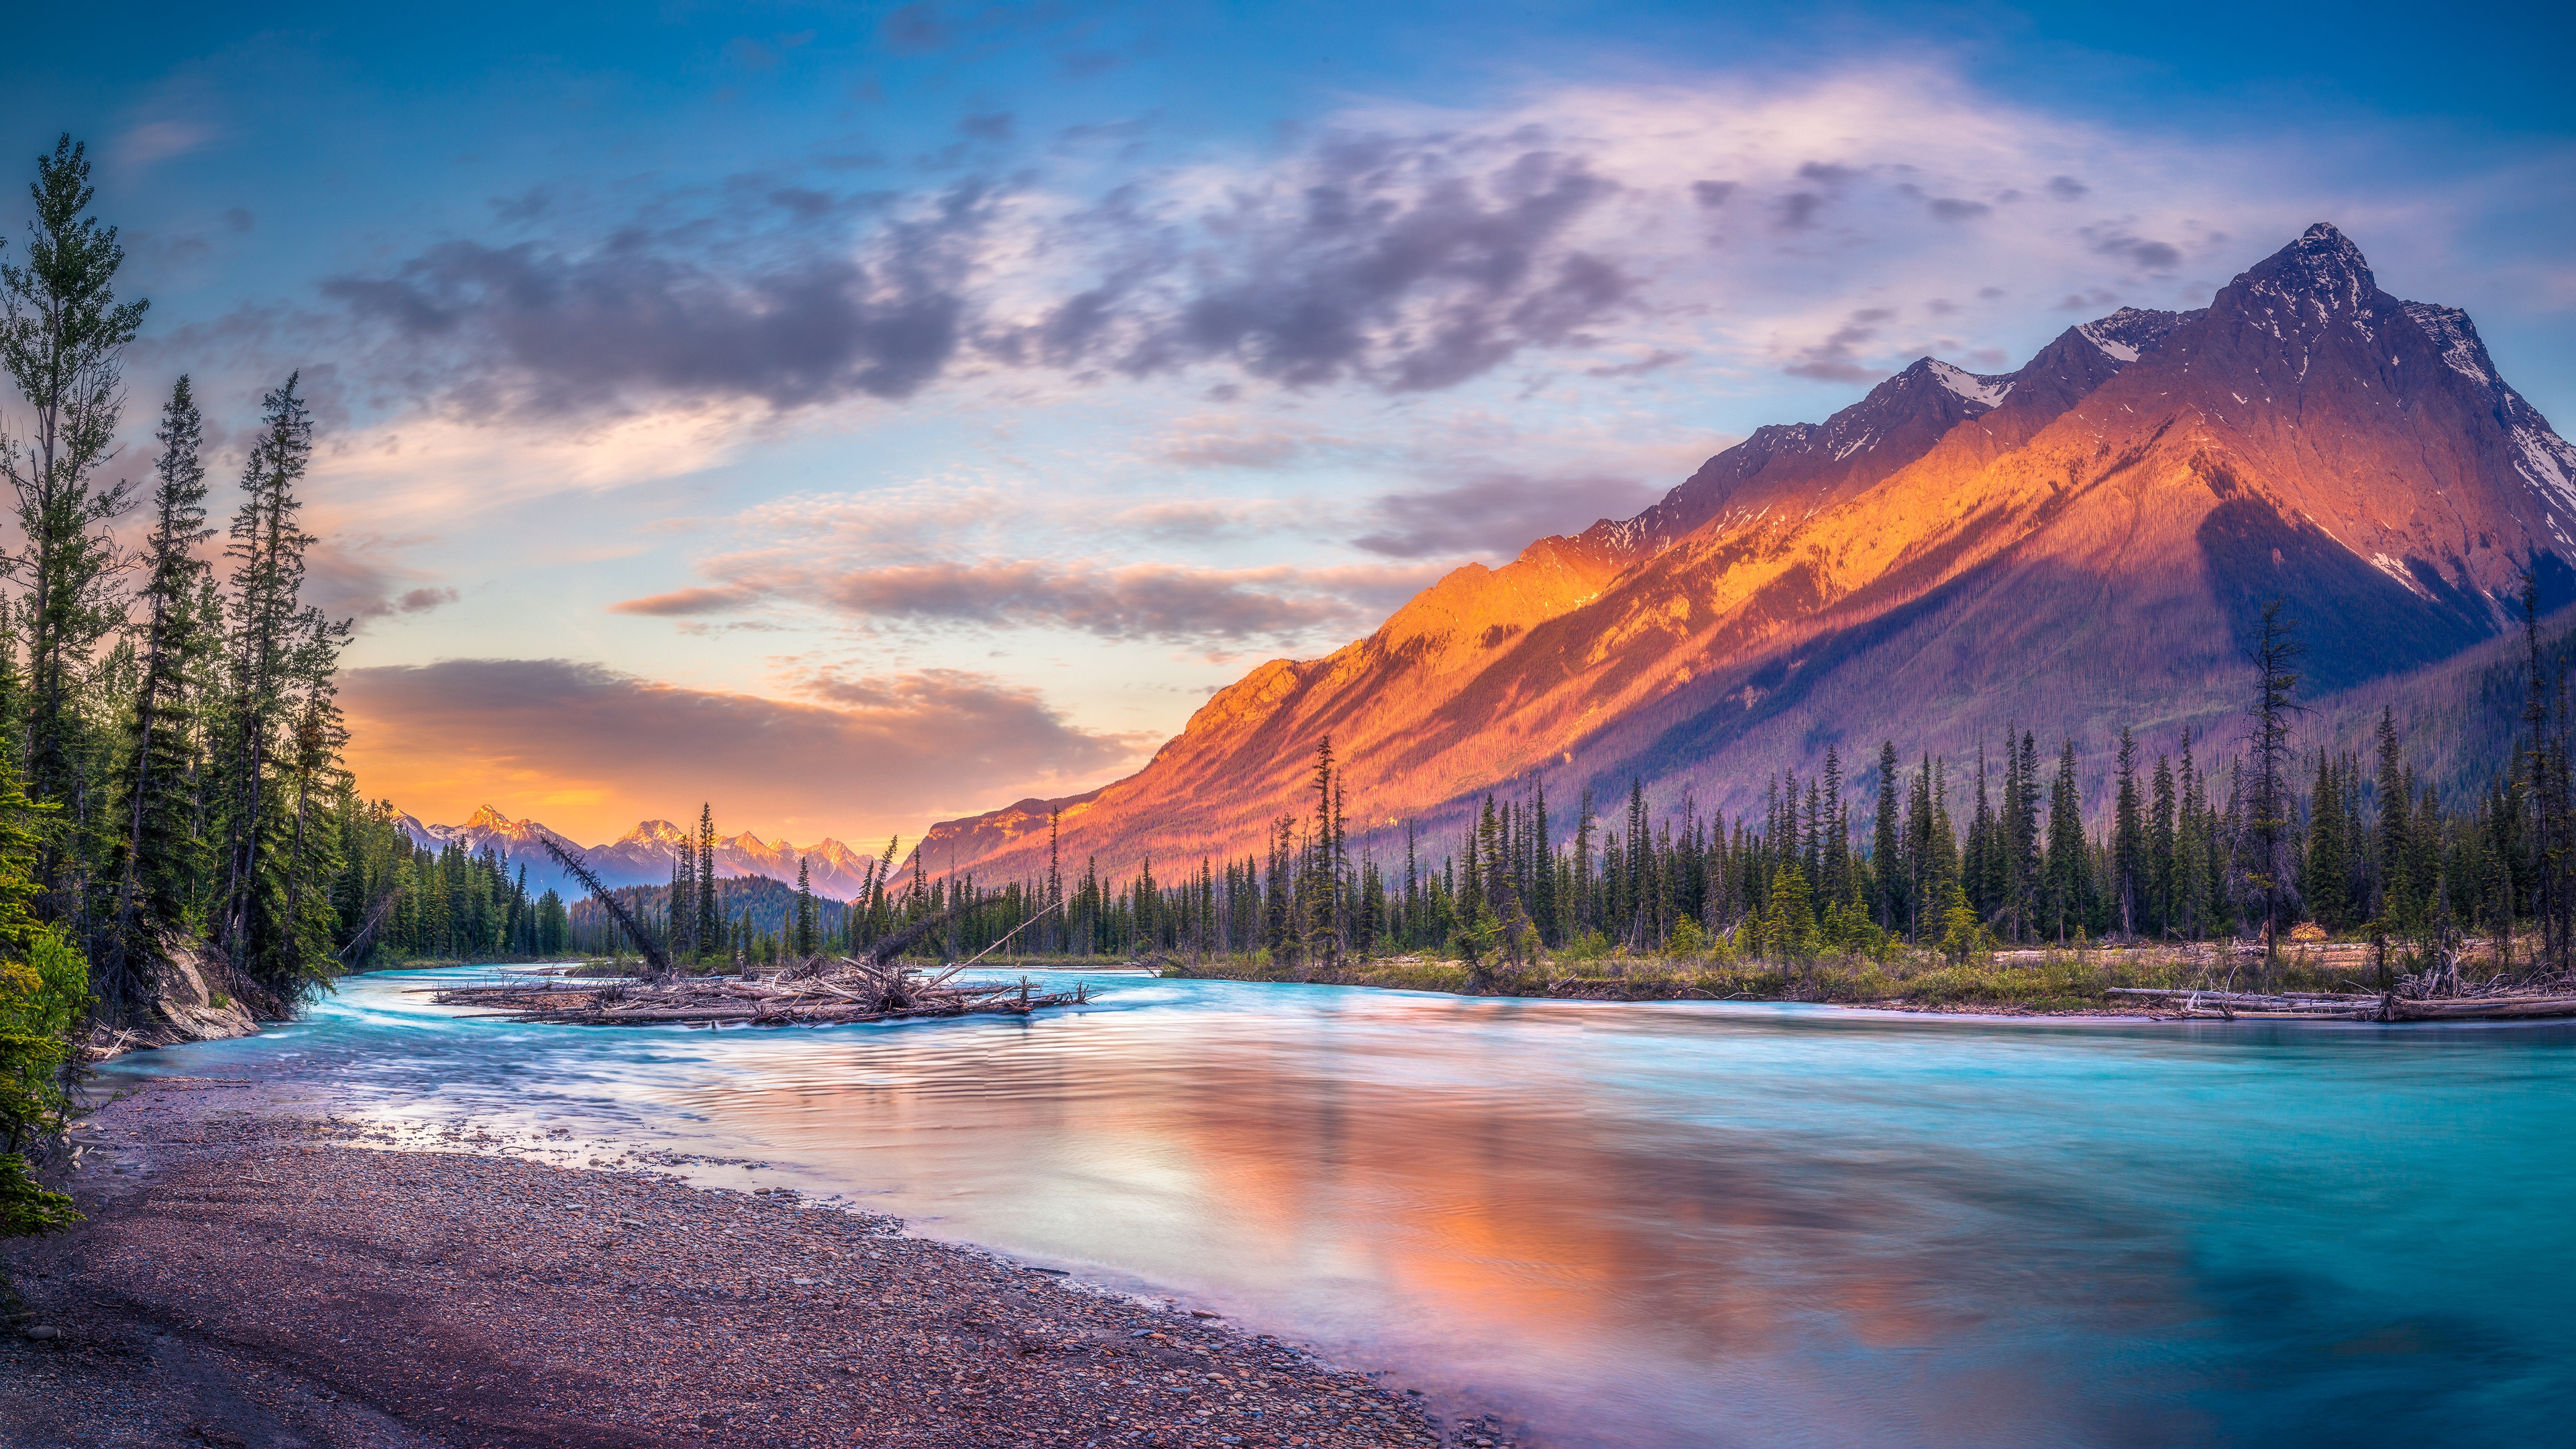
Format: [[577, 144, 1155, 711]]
[[2044, 738, 2086, 944], [2245, 600, 2304, 962], [2112, 728, 2143, 938], [214, 375, 339, 999], [101, 377, 213, 1013], [1872, 741, 1901, 931], [2148, 753, 2176, 938], [2305, 750, 2348, 930], [794, 857, 818, 959], [0, 136, 149, 904], [695, 804, 716, 957]]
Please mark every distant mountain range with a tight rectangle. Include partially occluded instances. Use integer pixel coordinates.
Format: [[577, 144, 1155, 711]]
[[396, 804, 885, 902], [914, 223, 2576, 881]]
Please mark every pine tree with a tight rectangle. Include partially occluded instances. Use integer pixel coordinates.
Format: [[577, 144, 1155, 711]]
[[794, 857, 817, 958], [2245, 600, 2304, 963], [2148, 752, 2176, 938], [213, 374, 339, 1000], [2044, 738, 2087, 944], [2112, 727, 2143, 938], [0, 135, 149, 908], [2305, 750, 2349, 930], [696, 804, 716, 958], [2375, 706, 2412, 932], [99, 377, 214, 1013], [1872, 741, 1902, 932]]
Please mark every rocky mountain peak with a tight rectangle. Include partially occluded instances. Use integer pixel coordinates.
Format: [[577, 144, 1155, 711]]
[[2224, 221, 2379, 322], [2074, 307, 2194, 363]]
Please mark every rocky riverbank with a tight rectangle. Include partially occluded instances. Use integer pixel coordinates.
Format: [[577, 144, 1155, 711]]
[[1, 1076, 1497, 1448]]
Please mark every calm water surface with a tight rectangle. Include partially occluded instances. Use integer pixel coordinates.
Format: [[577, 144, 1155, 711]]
[[100, 967, 2576, 1447]]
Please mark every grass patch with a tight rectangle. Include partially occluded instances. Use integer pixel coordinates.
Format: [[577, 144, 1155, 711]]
[[1173, 945, 2399, 1014]]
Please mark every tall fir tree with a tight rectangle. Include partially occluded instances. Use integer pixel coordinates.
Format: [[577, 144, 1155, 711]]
[[0, 135, 149, 912], [100, 377, 214, 1013], [2112, 727, 2143, 937]]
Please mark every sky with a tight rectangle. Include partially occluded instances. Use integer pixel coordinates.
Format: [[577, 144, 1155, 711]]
[[7, 0, 2572, 853]]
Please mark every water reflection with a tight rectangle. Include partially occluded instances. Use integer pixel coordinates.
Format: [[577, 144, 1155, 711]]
[[104, 971, 2576, 1446]]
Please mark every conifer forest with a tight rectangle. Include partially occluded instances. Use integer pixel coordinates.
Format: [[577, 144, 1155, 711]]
[[5, 126, 2576, 1236]]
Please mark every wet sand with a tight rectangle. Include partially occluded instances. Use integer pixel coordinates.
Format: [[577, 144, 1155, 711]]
[[1, 1077, 1494, 1448]]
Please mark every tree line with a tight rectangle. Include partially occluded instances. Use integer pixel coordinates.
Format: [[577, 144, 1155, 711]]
[[852, 600, 2576, 975], [0, 138, 394, 1232]]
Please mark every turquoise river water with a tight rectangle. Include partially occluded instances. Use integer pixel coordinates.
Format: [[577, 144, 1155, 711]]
[[97, 966, 2576, 1447]]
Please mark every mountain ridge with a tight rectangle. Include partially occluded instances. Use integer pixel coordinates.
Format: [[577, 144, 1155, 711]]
[[912, 223, 2576, 882], [396, 806, 887, 902]]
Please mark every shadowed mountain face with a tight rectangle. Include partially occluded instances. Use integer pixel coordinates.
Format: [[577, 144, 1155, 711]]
[[920, 225, 2576, 879]]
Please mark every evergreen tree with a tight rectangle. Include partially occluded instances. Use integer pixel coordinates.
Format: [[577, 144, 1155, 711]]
[[0, 136, 149, 905], [100, 377, 213, 1012], [696, 803, 717, 957], [1871, 741, 1900, 932], [2375, 706, 2412, 931], [213, 374, 343, 1000], [2112, 727, 2143, 938], [2148, 752, 2177, 938], [2305, 749, 2349, 930], [2043, 738, 2087, 943], [2244, 600, 2304, 961], [794, 857, 817, 958]]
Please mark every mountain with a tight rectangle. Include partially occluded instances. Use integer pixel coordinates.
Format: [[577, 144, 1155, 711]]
[[916, 224, 2576, 881], [398, 807, 881, 902]]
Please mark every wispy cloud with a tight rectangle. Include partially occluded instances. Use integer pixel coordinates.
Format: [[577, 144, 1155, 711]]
[[296, 62, 2318, 444], [340, 657, 1150, 848]]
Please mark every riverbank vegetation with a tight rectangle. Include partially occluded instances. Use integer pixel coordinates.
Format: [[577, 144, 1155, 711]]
[[0, 138, 405, 1236], [839, 602, 2576, 1018]]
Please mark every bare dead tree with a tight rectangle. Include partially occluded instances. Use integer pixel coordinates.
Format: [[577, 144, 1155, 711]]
[[539, 835, 671, 979]]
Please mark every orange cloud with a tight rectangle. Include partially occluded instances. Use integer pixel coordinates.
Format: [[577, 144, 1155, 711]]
[[341, 658, 1150, 848]]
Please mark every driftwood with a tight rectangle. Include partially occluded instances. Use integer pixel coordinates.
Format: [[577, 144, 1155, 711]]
[[428, 953, 1088, 1027], [2109, 981, 2576, 1022]]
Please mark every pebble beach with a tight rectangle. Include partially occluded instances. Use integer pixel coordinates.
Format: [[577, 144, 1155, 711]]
[[1, 1077, 1501, 1448]]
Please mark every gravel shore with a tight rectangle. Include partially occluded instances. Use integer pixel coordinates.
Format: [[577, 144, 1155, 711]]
[[1, 1077, 1495, 1449]]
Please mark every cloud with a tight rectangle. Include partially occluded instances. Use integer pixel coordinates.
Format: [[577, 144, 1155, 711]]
[[1352, 473, 1662, 559], [1781, 307, 1898, 384], [320, 223, 972, 417], [2084, 225, 2184, 272], [608, 586, 755, 617], [341, 657, 1149, 849], [301, 536, 461, 624], [292, 63, 2330, 445], [115, 121, 215, 170], [820, 559, 1430, 643]]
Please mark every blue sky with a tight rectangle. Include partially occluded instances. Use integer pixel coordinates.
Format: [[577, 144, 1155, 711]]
[[9, 0, 2571, 849]]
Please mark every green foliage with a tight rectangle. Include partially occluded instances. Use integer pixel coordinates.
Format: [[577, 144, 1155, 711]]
[[1666, 914, 1709, 957], [0, 765, 89, 1238]]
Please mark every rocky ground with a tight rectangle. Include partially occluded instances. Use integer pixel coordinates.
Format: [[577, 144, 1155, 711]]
[[1, 1077, 1513, 1448]]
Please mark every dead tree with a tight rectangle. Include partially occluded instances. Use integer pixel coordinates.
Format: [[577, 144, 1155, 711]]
[[539, 836, 672, 979]]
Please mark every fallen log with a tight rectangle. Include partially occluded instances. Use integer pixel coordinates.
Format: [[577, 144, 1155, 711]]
[[429, 959, 1093, 1027]]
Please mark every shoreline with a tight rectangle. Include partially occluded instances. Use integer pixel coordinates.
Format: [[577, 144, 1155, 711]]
[[2, 1075, 1499, 1448]]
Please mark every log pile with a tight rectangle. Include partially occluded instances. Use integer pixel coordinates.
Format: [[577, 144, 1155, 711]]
[[425, 956, 1089, 1028], [2108, 980, 2576, 1022]]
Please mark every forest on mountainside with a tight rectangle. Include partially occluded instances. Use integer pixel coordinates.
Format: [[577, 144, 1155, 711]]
[[851, 602, 2576, 988]]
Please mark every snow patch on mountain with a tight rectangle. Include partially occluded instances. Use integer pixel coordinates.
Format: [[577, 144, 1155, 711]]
[[1927, 359, 2012, 407], [2404, 302, 2490, 385]]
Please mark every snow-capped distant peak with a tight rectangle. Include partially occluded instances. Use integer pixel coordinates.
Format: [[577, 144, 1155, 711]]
[[1927, 358, 2012, 407]]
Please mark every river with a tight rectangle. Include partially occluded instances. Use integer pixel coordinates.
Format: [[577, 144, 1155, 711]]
[[98, 966, 2576, 1447]]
